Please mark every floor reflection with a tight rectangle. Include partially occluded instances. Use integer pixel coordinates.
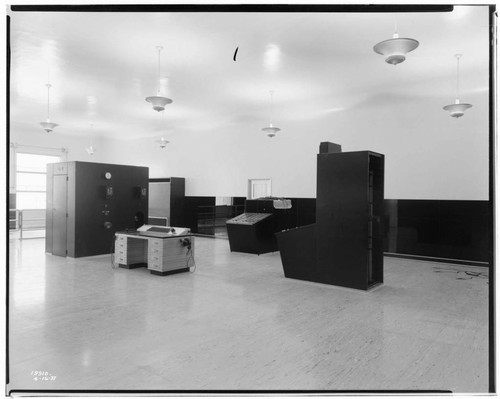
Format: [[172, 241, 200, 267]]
[[7, 237, 489, 392]]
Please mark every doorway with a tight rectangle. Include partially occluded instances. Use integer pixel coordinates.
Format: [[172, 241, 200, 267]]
[[248, 178, 272, 199]]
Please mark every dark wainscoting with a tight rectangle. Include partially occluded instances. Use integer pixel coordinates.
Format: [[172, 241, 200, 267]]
[[263, 198, 489, 266], [185, 197, 315, 236], [185, 196, 490, 265], [384, 199, 490, 266], [184, 196, 246, 235], [184, 196, 216, 234]]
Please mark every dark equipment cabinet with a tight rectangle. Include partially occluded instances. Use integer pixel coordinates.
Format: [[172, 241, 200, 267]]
[[46, 161, 149, 258], [167, 177, 185, 226], [226, 213, 275, 255], [316, 151, 384, 290], [276, 224, 318, 280], [277, 143, 384, 290]]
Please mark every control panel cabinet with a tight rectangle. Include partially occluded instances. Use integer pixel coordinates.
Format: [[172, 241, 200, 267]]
[[316, 151, 384, 290], [226, 213, 275, 254], [46, 161, 149, 258]]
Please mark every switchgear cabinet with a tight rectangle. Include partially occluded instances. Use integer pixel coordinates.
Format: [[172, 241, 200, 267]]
[[46, 161, 149, 258]]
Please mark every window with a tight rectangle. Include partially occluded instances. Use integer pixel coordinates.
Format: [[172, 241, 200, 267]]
[[16, 153, 61, 210]]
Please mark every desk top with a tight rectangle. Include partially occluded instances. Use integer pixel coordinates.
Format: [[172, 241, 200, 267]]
[[116, 227, 191, 239]]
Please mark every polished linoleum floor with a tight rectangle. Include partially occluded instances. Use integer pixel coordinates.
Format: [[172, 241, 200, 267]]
[[8, 237, 489, 393]]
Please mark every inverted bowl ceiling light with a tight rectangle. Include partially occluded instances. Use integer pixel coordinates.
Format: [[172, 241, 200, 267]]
[[443, 54, 472, 118], [145, 46, 173, 112], [40, 83, 59, 133], [262, 90, 281, 138], [373, 19, 419, 65], [156, 137, 170, 148]]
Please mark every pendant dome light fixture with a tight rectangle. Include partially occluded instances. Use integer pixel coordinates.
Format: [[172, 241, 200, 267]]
[[156, 137, 170, 149], [261, 90, 281, 138], [443, 54, 472, 118], [40, 83, 59, 133], [373, 18, 419, 65], [145, 46, 173, 112]]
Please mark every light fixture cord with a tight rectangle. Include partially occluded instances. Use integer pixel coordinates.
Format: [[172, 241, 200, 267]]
[[46, 84, 51, 120], [269, 90, 275, 125], [393, 15, 399, 38], [456, 54, 461, 101], [157, 46, 163, 95]]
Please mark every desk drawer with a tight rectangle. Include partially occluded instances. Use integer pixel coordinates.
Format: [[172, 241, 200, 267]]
[[115, 255, 127, 264], [148, 254, 161, 263], [115, 249, 127, 258], [149, 246, 163, 257], [116, 242, 127, 251], [148, 261, 162, 271], [149, 239, 162, 248], [116, 236, 127, 244]]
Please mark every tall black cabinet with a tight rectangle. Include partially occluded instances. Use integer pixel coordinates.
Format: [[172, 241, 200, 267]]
[[316, 151, 384, 289], [276, 144, 384, 290]]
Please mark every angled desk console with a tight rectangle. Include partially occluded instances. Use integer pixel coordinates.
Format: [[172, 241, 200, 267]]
[[226, 212, 275, 255], [114, 225, 194, 276]]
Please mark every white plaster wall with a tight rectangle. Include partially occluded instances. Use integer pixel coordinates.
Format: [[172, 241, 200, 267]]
[[94, 87, 489, 200], [11, 125, 109, 164], [10, 84, 489, 201]]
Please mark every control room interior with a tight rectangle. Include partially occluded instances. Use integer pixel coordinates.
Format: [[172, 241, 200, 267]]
[[6, 3, 495, 395]]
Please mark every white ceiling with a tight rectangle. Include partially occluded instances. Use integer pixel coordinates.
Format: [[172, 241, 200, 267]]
[[8, 5, 491, 141]]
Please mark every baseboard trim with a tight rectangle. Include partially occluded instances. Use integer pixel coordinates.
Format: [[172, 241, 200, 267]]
[[193, 233, 228, 239], [384, 252, 489, 267]]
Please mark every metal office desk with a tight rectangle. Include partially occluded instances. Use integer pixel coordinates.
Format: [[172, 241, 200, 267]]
[[114, 228, 194, 276]]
